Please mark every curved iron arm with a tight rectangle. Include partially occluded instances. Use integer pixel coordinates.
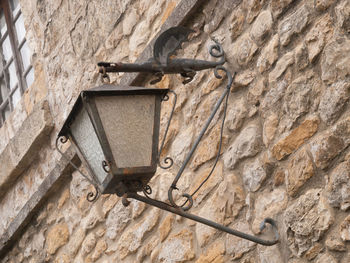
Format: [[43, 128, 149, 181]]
[[168, 66, 233, 211], [126, 192, 279, 246]]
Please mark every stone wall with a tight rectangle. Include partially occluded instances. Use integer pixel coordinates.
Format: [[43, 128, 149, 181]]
[[1, 0, 350, 262]]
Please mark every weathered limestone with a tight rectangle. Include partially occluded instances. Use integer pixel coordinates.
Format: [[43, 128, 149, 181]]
[[272, 116, 319, 160], [250, 10, 273, 43], [279, 5, 310, 46], [257, 34, 279, 73], [0, 100, 53, 199], [321, 37, 350, 84], [158, 229, 195, 263], [286, 148, 315, 197], [224, 124, 262, 169], [326, 160, 350, 210], [284, 189, 334, 256], [319, 81, 350, 125], [46, 223, 70, 255], [225, 221, 256, 259]]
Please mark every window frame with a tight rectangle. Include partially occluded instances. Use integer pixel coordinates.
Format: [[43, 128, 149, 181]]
[[0, 0, 32, 127]]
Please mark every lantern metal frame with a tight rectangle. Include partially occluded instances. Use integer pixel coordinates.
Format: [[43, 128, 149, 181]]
[[56, 26, 279, 246]]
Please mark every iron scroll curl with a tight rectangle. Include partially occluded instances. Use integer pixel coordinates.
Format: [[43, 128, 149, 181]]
[[55, 136, 99, 202]]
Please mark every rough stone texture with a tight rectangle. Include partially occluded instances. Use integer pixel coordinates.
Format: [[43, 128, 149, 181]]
[[279, 5, 310, 46], [326, 160, 350, 211], [195, 240, 225, 263], [309, 132, 345, 170], [252, 188, 288, 234], [340, 215, 350, 241], [272, 116, 319, 160], [315, 253, 338, 263], [229, 33, 258, 66], [257, 34, 279, 73], [263, 113, 279, 146], [46, 223, 70, 255], [117, 208, 160, 259], [242, 158, 267, 192], [269, 51, 294, 82], [105, 200, 131, 240], [226, 221, 256, 259], [319, 81, 350, 125], [325, 235, 346, 252], [158, 229, 195, 263], [258, 245, 284, 263], [224, 124, 262, 169], [305, 14, 333, 63], [159, 215, 174, 242], [286, 148, 315, 197], [321, 37, 350, 84], [284, 189, 334, 256], [250, 10, 273, 43], [270, 0, 296, 18], [335, 0, 350, 33], [0, 100, 53, 199], [225, 97, 248, 132]]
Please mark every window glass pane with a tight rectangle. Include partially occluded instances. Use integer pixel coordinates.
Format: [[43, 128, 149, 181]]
[[2, 36, 12, 62], [20, 41, 30, 69], [10, 0, 20, 16], [15, 14, 25, 43], [8, 62, 17, 89], [0, 9, 6, 36], [11, 86, 20, 106], [25, 67, 34, 88]]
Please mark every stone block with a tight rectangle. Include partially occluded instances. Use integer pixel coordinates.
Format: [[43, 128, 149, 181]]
[[340, 215, 350, 241], [284, 189, 334, 256], [325, 235, 346, 252], [0, 100, 53, 199], [269, 51, 294, 82], [228, 33, 258, 67], [321, 37, 350, 84], [318, 80, 350, 125], [225, 221, 256, 259], [159, 214, 174, 242], [159, 229, 195, 262], [46, 223, 70, 255], [326, 160, 350, 210], [270, 0, 296, 18], [305, 14, 333, 63], [309, 132, 345, 169], [117, 208, 159, 259], [335, 0, 350, 33], [279, 5, 310, 46], [195, 240, 225, 263], [272, 116, 319, 160], [250, 10, 273, 43], [286, 148, 315, 197], [224, 124, 262, 169], [257, 34, 279, 73]]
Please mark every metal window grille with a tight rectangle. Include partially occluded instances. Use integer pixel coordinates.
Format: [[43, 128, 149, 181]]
[[0, 0, 33, 127]]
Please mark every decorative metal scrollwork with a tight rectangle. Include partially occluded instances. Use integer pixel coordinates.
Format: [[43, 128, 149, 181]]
[[157, 90, 177, 170], [55, 136, 100, 203]]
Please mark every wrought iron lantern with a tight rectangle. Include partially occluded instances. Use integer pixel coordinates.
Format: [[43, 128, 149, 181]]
[[56, 27, 279, 246]]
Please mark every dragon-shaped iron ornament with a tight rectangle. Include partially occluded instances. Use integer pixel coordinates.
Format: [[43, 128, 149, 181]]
[[57, 26, 279, 246]]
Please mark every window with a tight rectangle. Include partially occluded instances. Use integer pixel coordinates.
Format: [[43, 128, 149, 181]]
[[0, 0, 33, 127]]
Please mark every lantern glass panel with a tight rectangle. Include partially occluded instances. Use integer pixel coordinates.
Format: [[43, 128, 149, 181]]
[[94, 95, 155, 168], [70, 108, 107, 183]]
